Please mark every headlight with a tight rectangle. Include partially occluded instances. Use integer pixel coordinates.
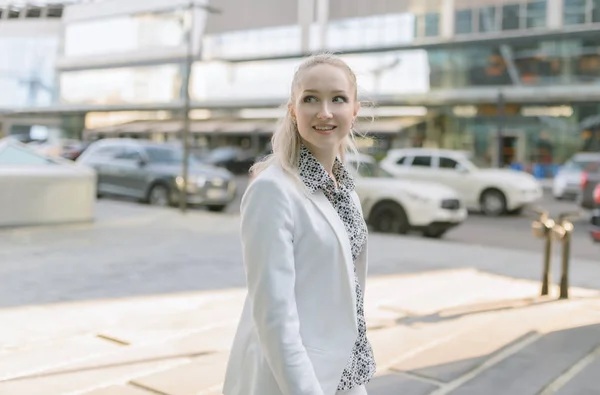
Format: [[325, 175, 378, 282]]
[[176, 176, 206, 189], [196, 176, 207, 187]]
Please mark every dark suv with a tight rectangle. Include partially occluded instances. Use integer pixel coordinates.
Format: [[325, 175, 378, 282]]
[[77, 139, 237, 211]]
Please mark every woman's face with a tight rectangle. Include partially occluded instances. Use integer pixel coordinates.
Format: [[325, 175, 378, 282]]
[[290, 64, 360, 155]]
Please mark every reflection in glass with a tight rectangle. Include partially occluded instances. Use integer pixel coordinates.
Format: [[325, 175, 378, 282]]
[[424, 13, 440, 37], [479, 7, 498, 32], [502, 4, 521, 30], [0, 37, 58, 107], [60, 64, 181, 105], [526, 1, 547, 28], [64, 10, 187, 57], [564, 0, 587, 25], [455, 9, 473, 34], [593, 0, 600, 22]]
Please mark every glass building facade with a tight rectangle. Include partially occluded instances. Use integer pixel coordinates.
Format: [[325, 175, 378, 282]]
[[43, 0, 600, 165], [0, 36, 58, 108]]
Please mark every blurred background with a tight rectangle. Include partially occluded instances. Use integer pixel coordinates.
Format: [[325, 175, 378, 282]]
[[1, 2, 600, 393], [1, 0, 599, 240]]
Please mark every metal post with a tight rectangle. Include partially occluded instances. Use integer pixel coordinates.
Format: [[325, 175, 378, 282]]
[[178, 2, 220, 213], [179, 0, 194, 213], [496, 91, 505, 168], [541, 232, 552, 295], [531, 208, 554, 296], [559, 222, 574, 299]]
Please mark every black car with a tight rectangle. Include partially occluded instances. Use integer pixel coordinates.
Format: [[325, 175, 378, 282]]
[[201, 146, 258, 175], [77, 139, 237, 211]]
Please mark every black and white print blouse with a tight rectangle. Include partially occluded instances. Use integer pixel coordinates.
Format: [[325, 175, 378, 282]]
[[298, 145, 377, 391]]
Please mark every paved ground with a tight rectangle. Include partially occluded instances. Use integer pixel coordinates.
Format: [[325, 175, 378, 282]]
[[1, 201, 600, 394]]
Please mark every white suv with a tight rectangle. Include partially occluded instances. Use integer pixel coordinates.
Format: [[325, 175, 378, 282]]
[[346, 153, 467, 238], [380, 148, 542, 216]]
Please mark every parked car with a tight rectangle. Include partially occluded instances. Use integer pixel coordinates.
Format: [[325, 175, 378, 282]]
[[553, 152, 600, 200], [77, 139, 237, 211], [345, 153, 467, 238], [379, 148, 542, 217], [580, 161, 600, 210], [200, 146, 257, 175]]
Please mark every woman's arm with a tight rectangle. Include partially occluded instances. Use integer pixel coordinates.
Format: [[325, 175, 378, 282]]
[[240, 177, 324, 395]]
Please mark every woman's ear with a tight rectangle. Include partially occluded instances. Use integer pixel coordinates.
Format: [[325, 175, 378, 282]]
[[353, 101, 361, 118]]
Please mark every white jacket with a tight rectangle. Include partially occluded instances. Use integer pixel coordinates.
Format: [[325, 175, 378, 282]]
[[223, 164, 369, 395]]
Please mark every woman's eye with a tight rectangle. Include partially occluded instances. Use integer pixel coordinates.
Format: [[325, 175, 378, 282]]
[[333, 96, 348, 103], [303, 96, 318, 103]]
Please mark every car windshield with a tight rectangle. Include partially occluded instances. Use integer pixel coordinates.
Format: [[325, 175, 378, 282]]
[[568, 159, 600, 171]]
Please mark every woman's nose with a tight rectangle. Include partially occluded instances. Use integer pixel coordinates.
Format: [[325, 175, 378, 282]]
[[317, 104, 333, 119]]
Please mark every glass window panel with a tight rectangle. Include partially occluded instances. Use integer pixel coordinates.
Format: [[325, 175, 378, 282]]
[[564, 0, 587, 25], [479, 7, 498, 32], [502, 4, 521, 30], [526, 1, 547, 28], [0, 36, 58, 107], [64, 10, 187, 57], [60, 64, 181, 105], [424, 12, 440, 37], [455, 9, 473, 34], [593, 0, 600, 23]]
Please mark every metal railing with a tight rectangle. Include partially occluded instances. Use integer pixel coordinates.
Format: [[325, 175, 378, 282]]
[[531, 206, 581, 299]]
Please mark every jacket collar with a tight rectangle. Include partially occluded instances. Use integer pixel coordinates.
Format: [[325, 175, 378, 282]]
[[298, 145, 355, 194]]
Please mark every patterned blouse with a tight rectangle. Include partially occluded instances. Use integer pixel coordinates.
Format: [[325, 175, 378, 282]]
[[298, 145, 377, 390]]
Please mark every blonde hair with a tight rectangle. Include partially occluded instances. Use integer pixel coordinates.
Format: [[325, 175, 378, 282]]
[[250, 53, 366, 182]]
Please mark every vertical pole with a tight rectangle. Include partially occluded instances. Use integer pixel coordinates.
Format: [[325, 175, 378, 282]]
[[496, 91, 505, 168], [180, 1, 194, 213], [559, 229, 571, 299], [541, 231, 552, 296]]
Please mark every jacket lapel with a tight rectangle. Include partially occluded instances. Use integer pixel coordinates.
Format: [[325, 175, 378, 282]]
[[306, 191, 357, 322]]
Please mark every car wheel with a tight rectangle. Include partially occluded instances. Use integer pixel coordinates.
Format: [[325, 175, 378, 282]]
[[148, 184, 171, 207], [480, 189, 507, 217], [207, 205, 227, 212], [369, 201, 409, 234]]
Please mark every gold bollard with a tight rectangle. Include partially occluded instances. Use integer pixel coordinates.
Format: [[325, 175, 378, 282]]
[[552, 212, 580, 300], [531, 210, 555, 296]]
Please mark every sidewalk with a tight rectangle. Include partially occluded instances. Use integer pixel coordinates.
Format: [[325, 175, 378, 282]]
[[1, 268, 599, 395]]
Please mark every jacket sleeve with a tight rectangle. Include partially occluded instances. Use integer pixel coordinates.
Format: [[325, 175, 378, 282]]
[[240, 177, 324, 395]]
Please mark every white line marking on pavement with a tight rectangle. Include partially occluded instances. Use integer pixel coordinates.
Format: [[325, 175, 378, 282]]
[[378, 315, 497, 373], [428, 332, 541, 395], [538, 342, 600, 395]]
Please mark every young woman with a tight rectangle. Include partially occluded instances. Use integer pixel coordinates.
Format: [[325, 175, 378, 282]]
[[223, 53, 376, 395]]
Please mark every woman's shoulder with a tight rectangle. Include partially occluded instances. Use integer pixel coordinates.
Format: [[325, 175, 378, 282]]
[[250, 163, 299, 190]]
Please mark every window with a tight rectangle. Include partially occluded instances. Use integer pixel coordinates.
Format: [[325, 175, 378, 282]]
[[424, 13, 440, 37], [502, 4, 521, 30], [410, 156, 432, 167], [455, 9, 473, 34], [93, 146, 124, 158], [526, 1, 547, 28], [145, 146, 182, 163], [439, 157, 459, 169], [396, 156, 407, 165], [115, 148, 142, 161], [564, 0, 587, 25], [479, 7, 498, 32], [593, 0, 600, 22]]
